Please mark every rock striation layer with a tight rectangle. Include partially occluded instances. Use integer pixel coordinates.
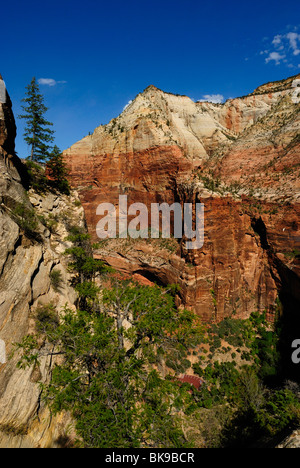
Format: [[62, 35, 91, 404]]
[[64, 74, 300, 329], [0, 72, 299, 447]]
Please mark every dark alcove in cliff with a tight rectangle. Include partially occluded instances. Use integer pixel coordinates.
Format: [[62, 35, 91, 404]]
[[134, 269, 166, 287], [252, 216, 300, 383]]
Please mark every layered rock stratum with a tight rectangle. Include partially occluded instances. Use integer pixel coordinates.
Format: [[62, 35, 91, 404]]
[[0, 73, 299, 448], [64, 74, 300, 333]]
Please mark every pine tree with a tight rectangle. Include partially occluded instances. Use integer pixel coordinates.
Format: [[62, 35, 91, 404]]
[[18, 77, 54, 162], [15, 231, 202, 448], [47, 145, 71, 194]]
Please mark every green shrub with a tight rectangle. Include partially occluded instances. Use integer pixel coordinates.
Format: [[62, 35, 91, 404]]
[[11, 202, 40, 240], [39, 213, 59, 233], [50, 269, 63, 292], [35, 303, 59, 337], [26, 161, 49, 193]]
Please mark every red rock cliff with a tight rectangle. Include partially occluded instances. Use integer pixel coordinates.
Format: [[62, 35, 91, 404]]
[[64, 75, 300, 324]]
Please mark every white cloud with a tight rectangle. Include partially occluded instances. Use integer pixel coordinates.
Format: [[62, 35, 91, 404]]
[[263, 29, 300, 68], [198, 94, 224, 104], [272, 34, 282, 46], [38, 78, 67, 87], [123, 100, 133, 111], [265, 51, 286, 65], [286, 32, 300, 56]]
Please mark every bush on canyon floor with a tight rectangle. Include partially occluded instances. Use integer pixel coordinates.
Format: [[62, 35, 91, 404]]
[[192, 311, 300, 447]]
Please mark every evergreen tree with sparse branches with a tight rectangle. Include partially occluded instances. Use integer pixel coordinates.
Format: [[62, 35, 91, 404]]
[[18, 77, 54, 162], [47, 145, 71, 195]]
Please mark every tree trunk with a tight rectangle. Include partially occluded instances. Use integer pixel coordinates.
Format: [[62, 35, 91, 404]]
[[117, 306, 124, 351], [30, 131, 35, 161]]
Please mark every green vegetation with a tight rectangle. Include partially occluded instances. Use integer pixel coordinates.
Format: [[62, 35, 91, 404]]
[[190, 311, 300, 447], [49, 269, 63, 292], [13, 227, 300, 448], [46, 145, 71, 195], [18, 77, 54, 162], [18, 80, 71, 196], [25, 160, 49, 193], [24, 148, 70, 196], [38, 213, 59, 234], [15, 227, 203, 448], [198, 174, 221, 193], [11, 201, 40, 240], [35, 303, 60, 336], [63, 227, 112, 312], [196, 171, 244, 197], [284, 249, 300, 260]]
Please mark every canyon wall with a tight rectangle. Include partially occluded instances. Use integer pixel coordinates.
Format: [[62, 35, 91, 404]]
[[64, 74, 300, 326], [0, 72, 299, 447], [0, 76, 84, 447]]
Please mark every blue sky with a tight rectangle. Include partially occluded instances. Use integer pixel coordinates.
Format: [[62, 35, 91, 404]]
[[1, 0, 300, 158]]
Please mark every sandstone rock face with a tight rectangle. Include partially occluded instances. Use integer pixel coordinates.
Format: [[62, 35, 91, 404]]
[[65, 143, 194, 238], [277, 430, 300, 448], [64, 74, 300, 331], [199, 76, 297, 136], [0, 76, 84, 447], [210, 90, 300, 202], [0, 72, 299, 448]]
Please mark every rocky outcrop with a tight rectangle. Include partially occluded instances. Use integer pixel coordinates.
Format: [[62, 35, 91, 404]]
[[277, 430, 300, 448], [94, 196, 299, 323], [207, 85, 300, 202], [0, 74, 16, 155], [198, 74, 299, 136], [64, 74, 300, 327], [0, 75, 85, 447]]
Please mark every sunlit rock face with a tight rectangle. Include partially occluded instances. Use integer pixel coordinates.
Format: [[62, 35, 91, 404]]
[[0, 71, 299, 447], [0, 75, 83, 448], [64, 74, 300, 324]]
